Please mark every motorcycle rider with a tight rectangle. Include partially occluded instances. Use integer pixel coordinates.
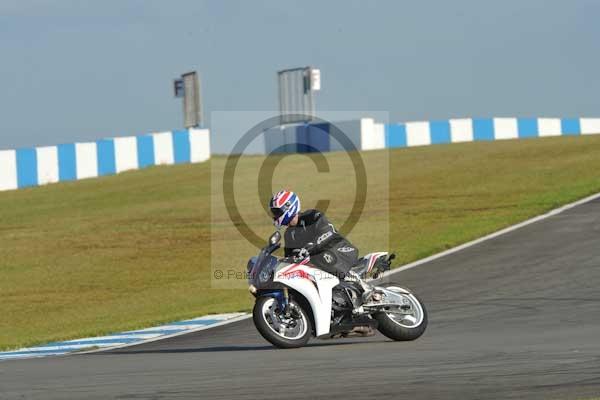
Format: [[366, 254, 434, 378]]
[[269, 190, 359, 278]]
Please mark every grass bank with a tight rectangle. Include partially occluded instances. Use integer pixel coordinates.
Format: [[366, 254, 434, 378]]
[[1, 135, 600, 349]]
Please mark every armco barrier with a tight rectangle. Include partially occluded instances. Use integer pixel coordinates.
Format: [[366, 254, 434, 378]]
[[0, 128, 210, 191]]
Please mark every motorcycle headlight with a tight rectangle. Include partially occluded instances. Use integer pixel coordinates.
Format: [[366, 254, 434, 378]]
[[259, 267, 273, 283], [258, 259, 278, 283]]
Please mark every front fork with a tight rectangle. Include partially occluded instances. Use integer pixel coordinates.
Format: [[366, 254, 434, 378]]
[[258, 288, 290, 314], [282, 287, 292, 316]]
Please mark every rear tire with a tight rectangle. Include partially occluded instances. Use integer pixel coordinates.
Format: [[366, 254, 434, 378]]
[[253, 296, 312, 349], [374, 289, 428, 341]]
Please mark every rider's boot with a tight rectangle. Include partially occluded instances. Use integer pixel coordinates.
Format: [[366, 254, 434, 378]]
[[350, 325, 376, 337], [348, 314, 378, 337]]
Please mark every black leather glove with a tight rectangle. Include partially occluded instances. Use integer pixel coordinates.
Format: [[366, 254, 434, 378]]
[[292, 248, 310, 262]]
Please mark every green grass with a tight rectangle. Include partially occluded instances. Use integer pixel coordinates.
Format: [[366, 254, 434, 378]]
[[2, 135, 600, 350]]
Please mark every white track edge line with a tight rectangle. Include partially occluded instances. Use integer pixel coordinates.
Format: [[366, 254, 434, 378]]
[[380, 191, 600, 279], [0, 314, 252, 361], [75, 313, 252, 355]]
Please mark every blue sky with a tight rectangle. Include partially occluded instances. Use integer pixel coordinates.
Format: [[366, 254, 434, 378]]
[[1, 0, 598, 153]]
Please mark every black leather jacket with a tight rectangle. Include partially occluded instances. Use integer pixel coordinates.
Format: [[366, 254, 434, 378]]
[[283, 209, 358, 274]]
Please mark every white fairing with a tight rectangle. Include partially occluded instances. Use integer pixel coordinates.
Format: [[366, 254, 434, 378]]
[[274, 261, 340, 336]]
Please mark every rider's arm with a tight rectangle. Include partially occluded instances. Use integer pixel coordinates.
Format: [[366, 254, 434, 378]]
[[307, 212, 340, 255]]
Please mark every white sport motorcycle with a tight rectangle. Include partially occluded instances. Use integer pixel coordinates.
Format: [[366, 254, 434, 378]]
[[247, 231, 428, 348]]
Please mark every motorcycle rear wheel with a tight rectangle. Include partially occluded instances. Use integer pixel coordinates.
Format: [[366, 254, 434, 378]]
[[253, 296, 312, 349], [374, 286, 428, 341]]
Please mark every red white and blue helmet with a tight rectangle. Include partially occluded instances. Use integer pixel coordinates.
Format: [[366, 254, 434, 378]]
[[269, 190, 300, 228]]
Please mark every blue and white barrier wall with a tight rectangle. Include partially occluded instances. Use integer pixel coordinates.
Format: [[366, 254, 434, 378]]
[[264, 118, 385, 154], [0, 128, 210, 191], [384, 117, 600, 148], [263, 117, 600, 154]]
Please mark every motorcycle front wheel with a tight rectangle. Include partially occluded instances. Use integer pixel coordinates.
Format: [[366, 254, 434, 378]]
[[253, 296, 312, 349]]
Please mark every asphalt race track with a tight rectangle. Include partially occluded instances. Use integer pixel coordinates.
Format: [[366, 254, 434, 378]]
[[2, 199, 600, 400]]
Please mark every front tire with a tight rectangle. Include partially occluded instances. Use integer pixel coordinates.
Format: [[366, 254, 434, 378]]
[[374, 287, 428, 341], [253, 296, 312, 349]]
